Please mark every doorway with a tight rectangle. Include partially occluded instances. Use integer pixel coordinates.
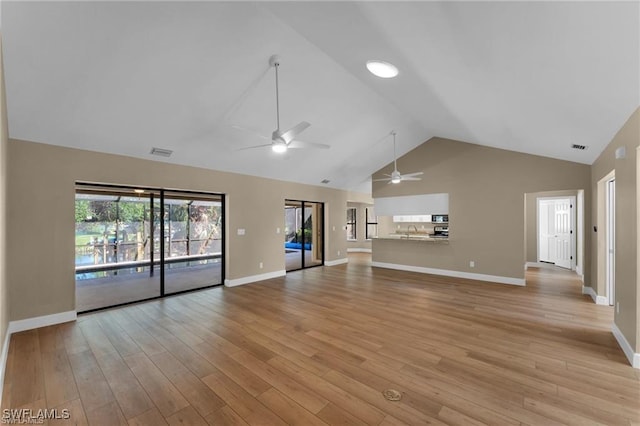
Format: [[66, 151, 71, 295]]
[[537, 197, 575, 269], [284, 200, 324, 271], [606, 178, 616, 306], [75, 183, 224, 313]]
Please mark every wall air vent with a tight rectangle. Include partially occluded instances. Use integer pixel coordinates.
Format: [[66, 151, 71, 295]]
[[571, 144, 588, 150], [150, 147, 173, 157], [321, 179, 330, 184]]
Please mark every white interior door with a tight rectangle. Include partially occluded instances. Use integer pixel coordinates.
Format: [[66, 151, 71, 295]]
[[538, 197, 575, 269], [538, 200, 555, 263], [553, 199, 572, 269], [606, 179, 615, 306]]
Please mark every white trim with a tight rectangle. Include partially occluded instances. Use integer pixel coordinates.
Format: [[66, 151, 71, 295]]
[[347, 248, 372, 253], [0, 328, 11, 408], [371, 262, 525, 286], [581, 286, 608, 305], [575, 265, 584, 282], [8, 310, 77, 334], [611, 322, 640, 368], [525, 262, 548, 269], [224, 270, 286, 287], [325, 258, 348, 266]]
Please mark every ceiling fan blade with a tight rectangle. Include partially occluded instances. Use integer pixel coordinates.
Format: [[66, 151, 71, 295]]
[[236, 143, 273, 151], [279, 121, 311, 144], [401, 177, 422, 181], [231, 125, 271, 142], [402, 172, 424, 178], [288, 140, 330, 150], [373, 177, 392, 182]]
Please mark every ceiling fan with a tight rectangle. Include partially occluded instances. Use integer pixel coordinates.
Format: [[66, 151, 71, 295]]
[[236, 55, 330, 153], [374, 131, 423, 184]]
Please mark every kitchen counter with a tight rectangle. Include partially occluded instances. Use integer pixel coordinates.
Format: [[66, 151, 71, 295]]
[[373, 235, 449, 242]]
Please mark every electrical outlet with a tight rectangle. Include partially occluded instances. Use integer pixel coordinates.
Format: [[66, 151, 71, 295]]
[[332, 226, 336, 231], [337, 251, 341, 256], [276, 227, 280, 234], [469, 261, 475, 268], [616, 302, 619, 313], [259, 262, 263, 269]]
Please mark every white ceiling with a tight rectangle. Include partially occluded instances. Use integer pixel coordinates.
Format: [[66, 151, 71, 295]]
[[2, 1, 639, 193]]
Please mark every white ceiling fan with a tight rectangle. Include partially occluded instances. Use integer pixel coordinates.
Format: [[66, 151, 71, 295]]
[[236, 55, 330, 153], [374, 131, 423, 184]]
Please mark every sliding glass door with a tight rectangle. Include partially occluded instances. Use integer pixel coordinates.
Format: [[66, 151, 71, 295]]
[[284, 200, 324, 272], [163, 192, 223, 294], [75, 184, 224, 313]]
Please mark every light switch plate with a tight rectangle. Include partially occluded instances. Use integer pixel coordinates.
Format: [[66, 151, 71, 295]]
[[237, 228, 245, 236]]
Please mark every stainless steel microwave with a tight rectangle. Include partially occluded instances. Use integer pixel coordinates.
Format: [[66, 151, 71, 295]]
[[432, 214, 448, 223]]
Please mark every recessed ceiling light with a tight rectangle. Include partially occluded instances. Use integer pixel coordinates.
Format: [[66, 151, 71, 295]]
[[133, 189, 145, 194], [366, 60, 399, 78]]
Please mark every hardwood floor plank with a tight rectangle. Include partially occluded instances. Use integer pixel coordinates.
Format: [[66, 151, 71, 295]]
[[267, 356, 386, 425], [315, 402, 371, 426], [41, 348, 79, 409], [84, 400, 128, 426], [7, 331, 45, 408], [200, 368, 287, 426], [193, 342, 271, 398], [67, 349, 117, 413], [123, 352, 190, 418], [49, 398, 88, 426], [233, 350, 329, 414], [166, 405, 208, 426], [2, 255, 638, 426], [128, 408, 168, 426], [149, 350, 225, 417], [94, 351, 155, 419], [257, 388, 328, 426], [205, 406, 250, 426]]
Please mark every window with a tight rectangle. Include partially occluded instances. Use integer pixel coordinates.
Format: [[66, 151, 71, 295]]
[[366, 207, 378, 239], [75, 183, 224, 313], [346, 207, 357, 240]]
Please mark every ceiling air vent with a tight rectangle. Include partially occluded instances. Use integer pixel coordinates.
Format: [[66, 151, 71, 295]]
[[571, 144, 588, 151], [150, 147, 173, 157], [321, 179, 330, 184]]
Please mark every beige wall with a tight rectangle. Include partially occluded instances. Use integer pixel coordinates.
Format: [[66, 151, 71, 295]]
[[372, 137, 591, 282], [0, 35, 9, 361], [591, 107, 639, 352], [7, 139, 358, 321], [347, 201, 373, 251]]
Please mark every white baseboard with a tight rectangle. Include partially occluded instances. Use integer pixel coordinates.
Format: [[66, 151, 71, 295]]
[[8, 310, 77, 334], [525, 261, 547, 269], [575, 265, 584, 282], [224, 270, 286, 287], [582, 286, 609, 305], [0, 327, 11, 408], [347, 248, 372, 253], [372, 262, 525, 286], [325, 258, 348, 266], [612, 322, 640, 369]]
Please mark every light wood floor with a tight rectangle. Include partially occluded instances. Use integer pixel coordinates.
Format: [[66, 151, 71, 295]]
[[3, 254, 638, 425]]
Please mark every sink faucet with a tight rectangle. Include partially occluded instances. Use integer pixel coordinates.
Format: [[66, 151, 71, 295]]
[[408, 225, 418, 234]]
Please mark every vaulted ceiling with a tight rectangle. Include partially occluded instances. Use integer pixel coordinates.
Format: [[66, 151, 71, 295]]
[[2, 1, 638, 193]]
